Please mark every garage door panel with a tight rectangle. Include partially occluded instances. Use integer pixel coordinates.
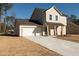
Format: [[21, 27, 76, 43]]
[[22, 28, 35, 36], [20, 26, 40, 36]]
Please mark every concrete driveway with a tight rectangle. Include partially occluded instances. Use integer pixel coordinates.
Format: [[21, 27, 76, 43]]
[[26, 36, 79, 56]]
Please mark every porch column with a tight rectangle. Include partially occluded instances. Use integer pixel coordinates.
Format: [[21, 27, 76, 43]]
[[41, 26, 43, 36], [47, 25, 49, 36], [54, 26, 56, 36], [61, 26, 63, 36], [56, 26, 58, 35]]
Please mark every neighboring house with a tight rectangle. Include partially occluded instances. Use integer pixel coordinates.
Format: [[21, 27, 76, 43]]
[[19, 6, 67, 36], [67, 21, 79, 34], [66, 17, 79, 34]]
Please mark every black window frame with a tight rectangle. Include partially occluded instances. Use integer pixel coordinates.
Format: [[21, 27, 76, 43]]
[[56, 15, 58, 21], [49, 15, 52, 20]]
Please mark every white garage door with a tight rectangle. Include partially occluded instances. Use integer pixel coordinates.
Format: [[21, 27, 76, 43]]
[[20, 25, 40, 36]]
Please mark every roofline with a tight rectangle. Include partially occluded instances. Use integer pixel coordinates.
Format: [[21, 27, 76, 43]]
[[53, 6, 63, 15], [31, 6, 67, 18], [45, 6, 66, 17]]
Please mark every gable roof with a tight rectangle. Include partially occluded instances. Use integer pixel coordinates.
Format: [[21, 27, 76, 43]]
[[34, 8, 46, 12], [34, 6, 66, 16], [52, 6, 63, 16], [45, 6, 65, 16]]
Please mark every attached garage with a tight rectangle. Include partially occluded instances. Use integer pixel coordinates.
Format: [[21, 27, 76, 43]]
[[20, 25, 41, 36]]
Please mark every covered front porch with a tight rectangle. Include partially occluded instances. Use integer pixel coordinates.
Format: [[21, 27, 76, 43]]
[[41, 22, 64, 36]]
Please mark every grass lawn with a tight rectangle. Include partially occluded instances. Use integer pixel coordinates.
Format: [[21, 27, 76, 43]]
[[0, 36, 60, 56], [57, 34, 79, 43]]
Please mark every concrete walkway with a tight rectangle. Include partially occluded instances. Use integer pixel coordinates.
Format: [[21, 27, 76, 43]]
[[26, 36, 79, 56]]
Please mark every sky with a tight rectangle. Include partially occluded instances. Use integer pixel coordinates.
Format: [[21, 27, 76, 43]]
[[7, 3, 79, 19]]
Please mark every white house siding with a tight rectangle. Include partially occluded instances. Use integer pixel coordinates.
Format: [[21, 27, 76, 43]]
[[57, 26, 61, 35], [20, 25, 41, 36], [60, 16, 67, 25], [50, 29, 54, 35], [43, 31, 46, 35], [46, 7, 60, 23], [62, 26, 66, 35], [57, 26, 66, 35], [46, 7, 67, 35]]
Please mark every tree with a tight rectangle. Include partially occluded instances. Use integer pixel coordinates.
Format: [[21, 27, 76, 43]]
[[0, 4, 12, 13], [70, 15, 77, 21], [0, 3, 13, 33], [68, 14, 79, 25], [5, 16, 15, 34], [0, 3, 13, 21]]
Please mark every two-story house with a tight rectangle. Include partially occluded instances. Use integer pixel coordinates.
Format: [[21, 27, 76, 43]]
[[19, 6, 67, 36]]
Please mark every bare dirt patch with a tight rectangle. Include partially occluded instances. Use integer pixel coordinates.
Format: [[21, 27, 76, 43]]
[[57, 34, 79, 43], [0, 36, 60, 56]]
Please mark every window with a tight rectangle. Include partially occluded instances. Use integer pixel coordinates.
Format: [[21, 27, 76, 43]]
[[56, 15, 58, 21], [49, 15, 52, 20]]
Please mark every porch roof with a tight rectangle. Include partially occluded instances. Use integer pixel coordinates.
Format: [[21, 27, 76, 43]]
[[44, 22, 64, 26]]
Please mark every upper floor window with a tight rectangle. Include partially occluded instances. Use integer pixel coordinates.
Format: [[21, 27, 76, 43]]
[[49, 15, 52, 20], [56, 15, 58, 21]]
